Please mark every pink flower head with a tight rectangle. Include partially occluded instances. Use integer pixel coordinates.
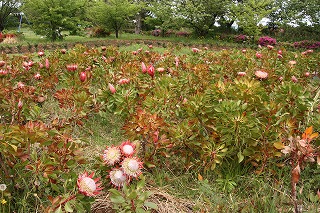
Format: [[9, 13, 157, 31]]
[[148, 45, 153, 49], [256, 52, 262, 59], [38, 62, 44, 69], [278, 50, 283, 55], [141, 62, 147, 73], [17, 82, 25, 89], [237, 72, 246, 76], [157, 67, 165, 73], [121, 157, 143, 178], [255, 70, 268, 79], [34, 73, 41, 80], [79, 72, 87, 82], [267, 45, 274, 50], [109, 168, 127, 188], [120, 140, 135, 157], [66, 64, 78, 71], [147, 64, 155, 78], [192, 48, 200, 53], [38, 51, 44, 57], [288, 60, 297, 66], [45, 59, 50, 69], [242, 49, 247, 53], [291, 76, 298, 83], [132, 51, 137, 55], [60, 49, 67, 54], [108, 83, 116, 94], [0, 61, 6, 67], [175, 57, 179, 67], [0, 69, 8, 75], [305, 72, 310, 77], [103, 146, 121, 165], [77, 171, 102, 197], [118, 78, 130, 85], [18, 99, 23, 109]]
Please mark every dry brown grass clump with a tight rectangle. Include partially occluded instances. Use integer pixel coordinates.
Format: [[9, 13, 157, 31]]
[[91, 186, 208, 213]]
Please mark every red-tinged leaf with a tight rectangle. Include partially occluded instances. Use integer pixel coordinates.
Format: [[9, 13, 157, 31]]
[[309, 132, 319, 140], [198, 174, 203, 181], [317, 190, 320, 199], [292, 165, 300, 184], [305, 126, 313, 135]]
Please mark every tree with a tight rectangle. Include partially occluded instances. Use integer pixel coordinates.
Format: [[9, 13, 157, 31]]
[[231, 0, 274, 38], [87, 0, 139, 38], [0, 0, 21, 31], [22, 0, 86, 41], [175, 0, 231, 37], [145, 0, 180, 36]]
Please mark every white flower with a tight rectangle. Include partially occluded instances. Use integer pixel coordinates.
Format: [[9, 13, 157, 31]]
[[0, 184, 7, 191]]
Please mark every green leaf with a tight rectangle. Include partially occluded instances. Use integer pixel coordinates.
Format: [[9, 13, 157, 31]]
[[237, 151, 244, 163], [110, 195, 125, 204], [64, 201, 73, 212], [144, 201, 158, 210], [54, 205, 63, 213]]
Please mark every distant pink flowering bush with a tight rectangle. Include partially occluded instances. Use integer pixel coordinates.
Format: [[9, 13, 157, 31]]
[[293, 40, 320, 49], [258, 36, 277, 46], [234, 34, 249, 43]]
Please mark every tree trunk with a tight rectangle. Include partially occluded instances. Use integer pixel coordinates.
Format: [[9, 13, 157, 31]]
[[135, 13, 142, 34], [115, 29, 119, 38]]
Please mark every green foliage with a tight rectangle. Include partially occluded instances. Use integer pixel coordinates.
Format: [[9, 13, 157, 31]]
[[22, 0, 87, 41], [86, 0, 139, 38], [109, 177, 157, 213], [231, 0, 275, 38]]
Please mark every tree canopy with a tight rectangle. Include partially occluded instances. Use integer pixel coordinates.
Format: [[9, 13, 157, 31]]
[[0, 0, 21, 31]]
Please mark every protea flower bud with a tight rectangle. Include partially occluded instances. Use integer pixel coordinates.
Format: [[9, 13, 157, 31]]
[[38, 51, 44, 57], [45, 59, 50, 69], [34, 73, 41, 80], [80, 72, 87, 82], [108, 83, 116, 94], [237, 72, 246, 76], [147, 64, 155, 78], [66, 64, 78, 71], [141, 62, 147, 73]]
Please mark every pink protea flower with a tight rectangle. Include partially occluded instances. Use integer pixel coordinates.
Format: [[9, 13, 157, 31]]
[[60, 49, 67, 54], [118, 78, 130, 85], [77, 171, 103, 197], [108, 83, 116, 94], [267, 45, 274, 50], [147, 64, 155, 78], [175, 56, 179, 67], [17, 82, 25, 89], [34, 73, 41, 80], [242, 49, 247, 53], [45, 59, 50, 69], [141, 62, 147, 73], [256, 52, 262, 59], [237, 72, 246, 76], [103, 146, 121, 165], [278, 50, 283, 55], [157, 67, 165, 73], [121, 157, 143, 178], [288, 60, 297, 66], [66, 64, 78, 71], [120, 140, 135, 157], [109, 168, 128, 188], [132, 51, 137, 55], [255, 70, 268, 79], [192, 48, 200, 53], [305, 72, 310, 77], [291, 75, 298, 83], [0, 61, 6, 67], [38, 51, 44, 57], [0, 69, 8, 75]]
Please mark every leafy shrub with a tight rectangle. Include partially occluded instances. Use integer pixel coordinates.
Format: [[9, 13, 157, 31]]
[[152, 29, 161, 36], [258, 36, 277, 46], [293, 40, 320, 49]]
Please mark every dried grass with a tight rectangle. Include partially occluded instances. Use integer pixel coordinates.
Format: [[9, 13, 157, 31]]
[[91, 186, 208, 213]]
